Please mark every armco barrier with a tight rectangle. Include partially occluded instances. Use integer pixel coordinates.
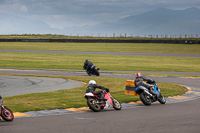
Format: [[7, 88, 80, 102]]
[[0, 39, 199, 44]]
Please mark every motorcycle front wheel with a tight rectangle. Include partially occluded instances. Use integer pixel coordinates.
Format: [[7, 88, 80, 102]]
[[1, 107, 14, 121], [112, 97, 121, 110], [94, 69, 100, 76], [158, 94, 166, 104], [140, 92, 151, 106], [87, 98, 101, 112]]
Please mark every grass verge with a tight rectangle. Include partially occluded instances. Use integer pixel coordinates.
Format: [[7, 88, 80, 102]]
[[100, 71, 200, 78], [0, 52, 200, 72], [3, 75, 187, 113], [0, 42, 200, 54]]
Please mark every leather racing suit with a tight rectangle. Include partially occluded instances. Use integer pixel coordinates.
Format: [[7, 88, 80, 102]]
[[134, 76, 155, 91], [83, 60, 93, 71], [86, 84, 107, 100]]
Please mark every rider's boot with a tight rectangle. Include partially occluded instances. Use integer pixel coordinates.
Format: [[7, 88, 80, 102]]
[[99, 96, 107, 104], [97, 67, 100, 71], [102, 98, 107, 102], [101, 99, 107, 104]]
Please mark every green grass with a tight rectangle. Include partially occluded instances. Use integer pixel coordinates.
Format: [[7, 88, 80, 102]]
[[3, 75, 187, 112], [0, 52, 200, 72], [101, 71, 200, 78], [0, 42, 200, 54]]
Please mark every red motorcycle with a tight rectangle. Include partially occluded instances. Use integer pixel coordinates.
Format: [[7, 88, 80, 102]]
[[84, 89, 121, 112], [0, 96, 14, 121]]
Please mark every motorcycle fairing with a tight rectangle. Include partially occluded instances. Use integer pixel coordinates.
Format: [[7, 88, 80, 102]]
[[135, 86, 148, 93], [84, 92, 98, 98], [152, 83, 161, 96], [91, 65, 96, 70], [104, 92, 113, 107], [104, 101, 113, 109], [84, 92, 99, 99], [84, 92, 94, 97]]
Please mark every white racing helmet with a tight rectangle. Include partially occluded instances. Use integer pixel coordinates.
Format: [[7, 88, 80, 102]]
[[89, 80, 96, 85]]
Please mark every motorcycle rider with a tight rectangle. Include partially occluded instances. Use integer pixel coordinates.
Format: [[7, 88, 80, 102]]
[[83, 59, 93, 71], [83, 59, 100, 76], [134, 72, 155, 93], [86, 80, 108, 102]]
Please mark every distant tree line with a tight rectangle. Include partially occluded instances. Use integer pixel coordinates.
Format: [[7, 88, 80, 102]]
[[0, 34, 199, 44]]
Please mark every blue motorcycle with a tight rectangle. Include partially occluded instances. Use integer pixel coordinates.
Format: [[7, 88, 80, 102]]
[[135, 82, 166, 106]]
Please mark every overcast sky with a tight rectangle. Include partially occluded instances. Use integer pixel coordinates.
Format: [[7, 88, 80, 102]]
[[0, 0, 200, 29]]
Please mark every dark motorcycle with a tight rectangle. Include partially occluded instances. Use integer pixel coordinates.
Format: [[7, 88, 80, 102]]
[[85, 65, 100, 76], [135, 82, 166, 106], [0, 96, 14, 121]]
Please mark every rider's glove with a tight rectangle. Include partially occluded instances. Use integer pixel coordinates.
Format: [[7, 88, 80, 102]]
[[105, 88, 109, 92]]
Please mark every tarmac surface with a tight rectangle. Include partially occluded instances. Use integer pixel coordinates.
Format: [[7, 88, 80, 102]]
[[1, 98, 200, 133], [0, 75, 84, 97]]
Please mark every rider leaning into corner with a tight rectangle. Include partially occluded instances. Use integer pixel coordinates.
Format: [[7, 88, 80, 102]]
[[134, 72, 155, 94], [83, 59, 93, 71], [86, 80, 109, 103]]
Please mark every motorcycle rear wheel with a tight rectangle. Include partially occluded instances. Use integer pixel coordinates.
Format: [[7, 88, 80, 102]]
[[158, 94, 166, 104], [112, 97, 121, 110], [87, 98, 101, 112], [86, 70, 91, 76], [140, 92, 151, 106], [1, 107, 14, 121]]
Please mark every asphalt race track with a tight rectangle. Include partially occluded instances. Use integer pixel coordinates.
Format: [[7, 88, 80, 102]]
[[0, 69, 200, 133], [0, 75, 84, 97], [1, 99, 200, 133]]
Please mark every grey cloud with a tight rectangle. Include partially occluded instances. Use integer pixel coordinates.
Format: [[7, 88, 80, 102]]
[[0, 0, 200, 29], [1, 0, 199, 15]]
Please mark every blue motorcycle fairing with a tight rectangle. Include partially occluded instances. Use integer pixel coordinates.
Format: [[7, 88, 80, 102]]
[[152, 83, 161, 96], [91, 65, 96, 69], [135, 83, 161, 96], [135, 86, 149, 93], [86, 65, 96, 70]]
